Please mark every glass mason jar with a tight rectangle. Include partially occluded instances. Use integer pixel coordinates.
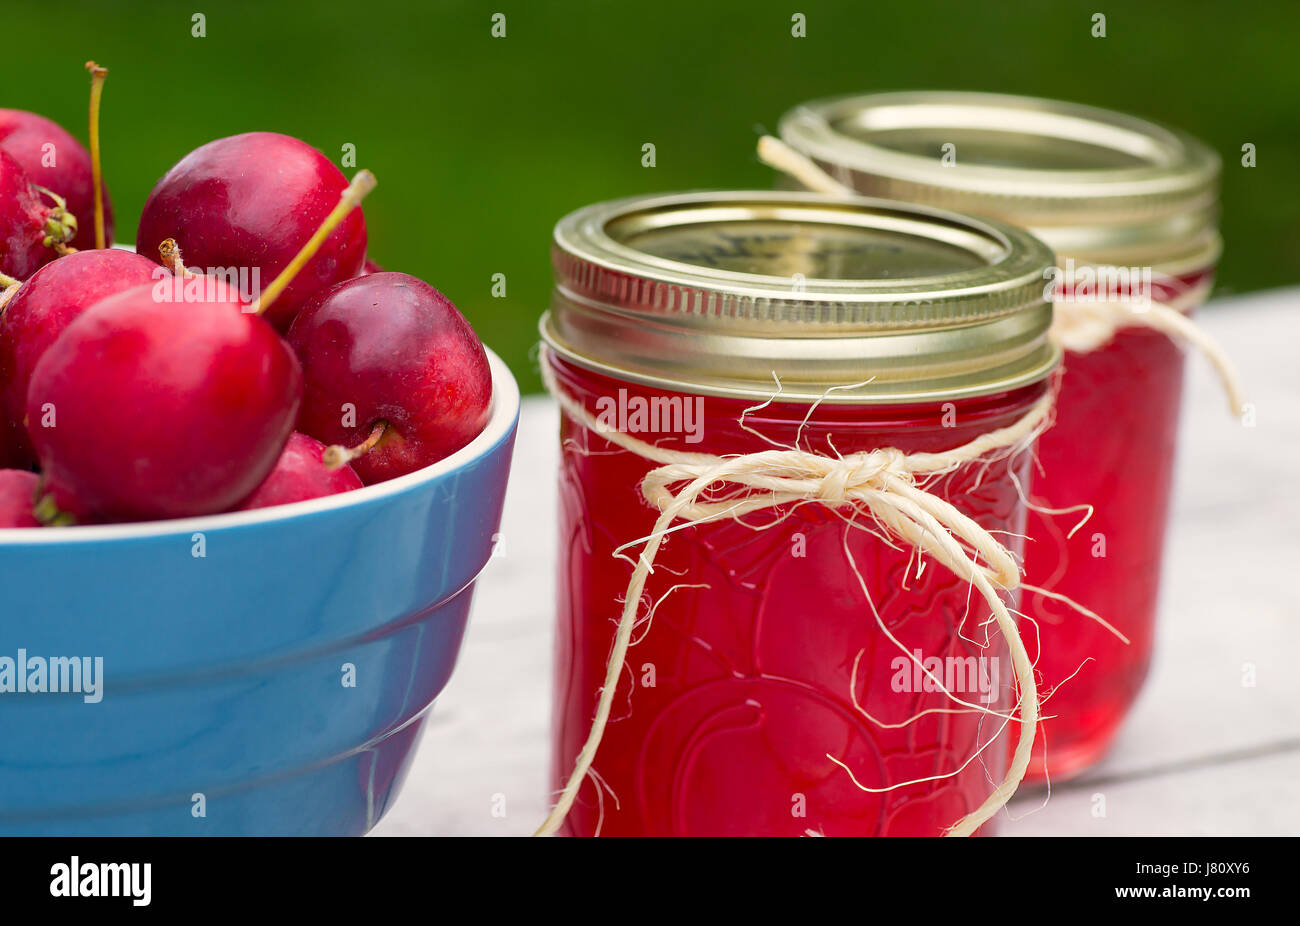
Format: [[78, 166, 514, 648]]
[[779, 92, 1221, 780], [541, 192, 1060, 835]]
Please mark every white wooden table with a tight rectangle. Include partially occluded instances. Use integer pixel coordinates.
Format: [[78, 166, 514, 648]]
[[374, 287, 1300, 837]]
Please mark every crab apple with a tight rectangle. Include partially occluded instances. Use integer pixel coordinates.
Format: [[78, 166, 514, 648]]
[[0, 469, 40, 528], [287, 272, 492, 484], [0, 148, 77, 279], [0, 248, 160, 467], [0, 109, 111, 251], [238, 431, 362, 510], [26, 282, 302, 522], [136, 132, 367, 332]]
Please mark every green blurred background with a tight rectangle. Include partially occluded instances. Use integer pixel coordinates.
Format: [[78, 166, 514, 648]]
[[4, 0, 1296, 392]]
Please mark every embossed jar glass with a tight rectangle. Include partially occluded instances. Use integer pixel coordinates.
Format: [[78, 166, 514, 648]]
[[779, 92, 1221, 780], [541, 192, 1059, 835]]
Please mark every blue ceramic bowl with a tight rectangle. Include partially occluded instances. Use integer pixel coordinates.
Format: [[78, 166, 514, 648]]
[[0, 350, 519, 835]]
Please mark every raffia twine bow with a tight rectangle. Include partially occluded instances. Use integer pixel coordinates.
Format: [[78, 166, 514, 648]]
[[756, 135, 1249, 418], [537, 348, 1054, 837]]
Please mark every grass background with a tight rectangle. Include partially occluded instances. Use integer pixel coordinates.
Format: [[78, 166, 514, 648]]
[[4, 0, 1295, 392]]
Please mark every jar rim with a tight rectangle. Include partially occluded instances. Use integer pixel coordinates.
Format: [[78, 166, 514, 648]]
[[778, 91, 1220, 264], [546, 190, 1060, 404]]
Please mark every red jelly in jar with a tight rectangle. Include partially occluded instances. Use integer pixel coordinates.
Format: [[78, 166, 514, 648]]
[[542, 192, 1060, 835], [780, 92, 1221, 780]]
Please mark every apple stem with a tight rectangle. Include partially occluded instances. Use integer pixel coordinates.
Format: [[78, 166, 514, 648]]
[[322, 419, 387, 470], [251, 169, 377, 316], [85, 61, 108, 250], [158, 238, 195, 277]]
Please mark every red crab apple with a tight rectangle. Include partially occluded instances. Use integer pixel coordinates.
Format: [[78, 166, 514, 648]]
[[0, 469, 40, 528], [27, 171, 375, 523], [287, 272, 492, 484], [137, 132, 367, 332], [238, 432, 362, 510], [0, 108, 112, 251], [26, 282, 301, 521], [0, 248, 160, 467], [0, 148, 77, 279]]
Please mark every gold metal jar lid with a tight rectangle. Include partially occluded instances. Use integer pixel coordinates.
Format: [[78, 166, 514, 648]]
[[778, 92, 1221, 271], [542, 190, 1059, 404]]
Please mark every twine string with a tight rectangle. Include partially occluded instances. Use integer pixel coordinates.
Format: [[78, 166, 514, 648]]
[[537, 350, 1051, 837], [1049, 280, 1245, 415]]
